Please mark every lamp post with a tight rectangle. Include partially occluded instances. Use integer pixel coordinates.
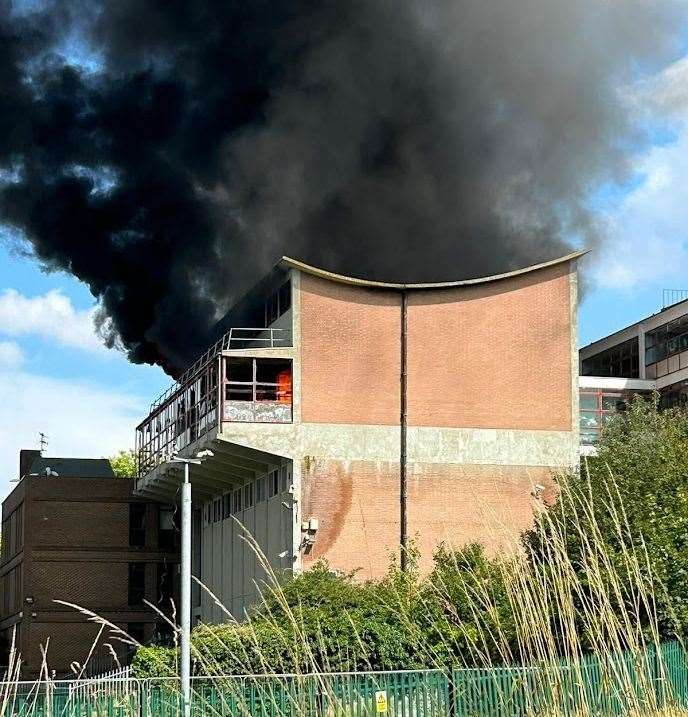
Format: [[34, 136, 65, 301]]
[[171, 449, 213, 717]]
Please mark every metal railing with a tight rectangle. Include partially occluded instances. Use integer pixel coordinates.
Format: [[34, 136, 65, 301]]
[[4, 641, 688, 716], [150, 328, 292, 414], [137, 358, 220, 476], [137, 354, 293, 476], [662, 289, 688, 309]]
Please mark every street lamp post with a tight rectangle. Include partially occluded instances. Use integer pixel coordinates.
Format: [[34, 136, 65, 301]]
[[171, 450, 213, 717]]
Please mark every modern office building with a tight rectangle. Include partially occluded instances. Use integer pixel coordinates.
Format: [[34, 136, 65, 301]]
[[0, 450, 179, 677], [579, 295, 688, 452], [135, 252, 582, 622]]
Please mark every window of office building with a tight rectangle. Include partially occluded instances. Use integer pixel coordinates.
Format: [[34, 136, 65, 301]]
[[3, 564, 22, 615], [156, 562, 176, 609], [232, 488, 242, 514], [129, 503, 146, 547], [128, 563, 146, 606], [579, 391, 628, 445], [243, 482, 254, 509], [158, 505, 177, 550], [581, 337, 639, 378], [645, 314, 688, 379]]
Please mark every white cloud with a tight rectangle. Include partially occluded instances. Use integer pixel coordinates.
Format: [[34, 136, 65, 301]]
[[0, 289, 109, 354], [0, 368, 144, 495], [591, 55, 688, 290], [0, 340, 24, 368]]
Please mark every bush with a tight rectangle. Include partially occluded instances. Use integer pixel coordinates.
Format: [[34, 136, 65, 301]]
[[524, 396, 688, 642], [131, 645, 176, 678], [133, 398, 687, 677]]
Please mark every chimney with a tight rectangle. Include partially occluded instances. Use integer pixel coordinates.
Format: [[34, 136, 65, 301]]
[[19, 449, 41, 479]]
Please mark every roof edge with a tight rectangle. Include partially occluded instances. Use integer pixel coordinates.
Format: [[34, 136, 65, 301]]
[[280, 250, 588, 290]]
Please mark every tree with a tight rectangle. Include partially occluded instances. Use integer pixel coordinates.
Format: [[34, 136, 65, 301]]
[[110, 450, 137, 478], [524, 395, 688, 641]]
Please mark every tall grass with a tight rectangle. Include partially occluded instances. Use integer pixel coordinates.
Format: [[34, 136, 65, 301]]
[[1, 462, 685, 716]]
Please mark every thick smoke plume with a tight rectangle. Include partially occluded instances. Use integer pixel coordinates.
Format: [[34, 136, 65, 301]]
[[0, 0, 685, 374]]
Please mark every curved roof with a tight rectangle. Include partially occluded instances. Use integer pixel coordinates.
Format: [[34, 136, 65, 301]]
[[280, 250, 587, 290]]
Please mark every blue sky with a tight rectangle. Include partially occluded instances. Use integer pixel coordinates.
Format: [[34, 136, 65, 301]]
[[0, 240, 169, 492], [1, 37, 688, 500]]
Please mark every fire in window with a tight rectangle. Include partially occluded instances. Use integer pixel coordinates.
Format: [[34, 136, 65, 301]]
[[224, 358, 292, 423]]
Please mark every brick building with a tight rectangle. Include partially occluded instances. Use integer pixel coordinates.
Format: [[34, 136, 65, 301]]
[[136, 252, 582, 622], [0, 450, 179, 677]]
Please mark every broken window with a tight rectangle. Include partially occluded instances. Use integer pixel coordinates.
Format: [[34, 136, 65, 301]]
[[225, 358, 253, 401], [223, 358, 292, 423]]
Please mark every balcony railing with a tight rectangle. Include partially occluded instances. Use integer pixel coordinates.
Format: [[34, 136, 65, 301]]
[[137, 345, 293, 476], [150, 327, 291, 414]]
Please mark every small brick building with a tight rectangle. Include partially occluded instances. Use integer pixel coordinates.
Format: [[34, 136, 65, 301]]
[[136, 252, 581, 622], [0, 450, 179, 678]]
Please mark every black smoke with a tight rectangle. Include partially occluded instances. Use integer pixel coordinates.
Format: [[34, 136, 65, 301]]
[[0, 0, 685, 374]]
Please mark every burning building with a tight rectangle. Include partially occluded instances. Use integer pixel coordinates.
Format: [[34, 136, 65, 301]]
[[135, 251, 582, 622]]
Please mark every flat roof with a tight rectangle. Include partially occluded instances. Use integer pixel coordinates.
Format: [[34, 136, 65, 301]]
[[280, 250, 587, 290], [580, 296, 688, 351], [28, 457, 115, 479]]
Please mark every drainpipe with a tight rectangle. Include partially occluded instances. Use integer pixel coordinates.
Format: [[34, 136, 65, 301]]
[[400, 290, 408, 571]]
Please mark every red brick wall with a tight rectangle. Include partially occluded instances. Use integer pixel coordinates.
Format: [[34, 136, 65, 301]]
[[407, 263, 573, 430], [0, 476, 179, 678], [407, 463, 557, 568], [299, 263, 573, 431], [25, 620, 150, 677], [299, 274, 401, 425], [301, 459, 556, 579], [31, 561, 130, 609], [300, 459, 400, 579], [31, 502, 131, 548], [26, 621, 106, 675], [29, 477, 134, 502]]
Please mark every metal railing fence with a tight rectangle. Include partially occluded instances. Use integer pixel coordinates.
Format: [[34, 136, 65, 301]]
[[149, 327, 292, 414], [3, 641, 688, 716]]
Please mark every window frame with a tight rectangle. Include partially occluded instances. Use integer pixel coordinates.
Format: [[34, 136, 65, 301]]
[[128, 562, 146, 606], [129, 503, 147, 548]]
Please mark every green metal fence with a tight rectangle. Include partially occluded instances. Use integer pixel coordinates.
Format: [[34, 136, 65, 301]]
[[144, 670, 450, 717], [452, 641, 688, 717], [3, 641, 688, 716]]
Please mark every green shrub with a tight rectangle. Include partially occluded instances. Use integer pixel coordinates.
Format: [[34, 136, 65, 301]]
[[132, 398, 688, 678], [524, 396, 688, 642], [130, 645, 176, 678]]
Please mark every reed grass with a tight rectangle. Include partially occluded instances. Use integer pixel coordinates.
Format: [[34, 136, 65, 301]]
[[1, 461, 686, 716]]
